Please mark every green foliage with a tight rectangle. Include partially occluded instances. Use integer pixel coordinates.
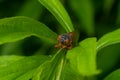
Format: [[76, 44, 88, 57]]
[[103, 0, 115, 13], [0, 16, 57, 44], [38, 0, 74, 32], [0, 55, 50, 80], [104, 69, 120, 80], [97, 43, 120, 72], [70, 0, 94, 35], [17, 0, 44, 20], [67, 38, 99, 76], [0, 56, 24, 68], [0, 0, 120, 80], [33, 49, 65, 80], [116, 2, 120, 25], [60, 63, 83, 80], [97, 29, 120, 51]]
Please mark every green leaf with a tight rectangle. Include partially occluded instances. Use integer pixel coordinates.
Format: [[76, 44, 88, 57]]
[[116, 2, 120, 25], [33, 49, 66, 80], [97, 29, 120, 51], [38, 0, 74, 32], [60, 63, 83, 80], [16, 69, 36, 80], [17, 0, 44, 20], [103, 0, 115, 13], [0, 56, 24, 68], [104, 69, 120, 80], [67, 38, 99, 76], [1, 41, 23, 55], [0, 16, 57, 45], [70, 0, 94, 35], [0, 55, 50, 80], [97, 44, 120, 77]]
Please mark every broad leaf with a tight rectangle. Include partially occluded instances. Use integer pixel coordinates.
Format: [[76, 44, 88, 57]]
[[67, 38, 99, 76], [33, 49, 66, 80], [70, 0, 94, 35], [38, 0, 74, 32], [0, 16, 57, 45], [104, 69, 120, 80], [0, 56, 24, 68], [97, 29, 120, 51], [16, 69, 36, 80], [60, 63, 83, 80], [0, 55, 50, 80]]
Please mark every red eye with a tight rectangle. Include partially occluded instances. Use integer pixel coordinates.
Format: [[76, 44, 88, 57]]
[[55, 32, 74, 49]]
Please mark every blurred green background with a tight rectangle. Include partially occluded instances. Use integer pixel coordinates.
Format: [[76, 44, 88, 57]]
[[0, 0, 120, 80]]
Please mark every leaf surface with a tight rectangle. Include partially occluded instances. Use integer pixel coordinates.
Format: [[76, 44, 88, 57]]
[[67, 38, 99, 76], [97, 29, 120, 51], [0, 55, 24, 68], [38, 0, 74, 32], [0, 16, 57, 45], [104, 69, 120, 80], [0, 55, 50, 80], [33, 49, 66, 80], [70, 0, 94, 34], [60, 63, 83, 80]]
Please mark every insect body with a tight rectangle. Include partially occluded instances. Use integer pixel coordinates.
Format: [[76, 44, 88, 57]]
[[55, 32, 74, 49]]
